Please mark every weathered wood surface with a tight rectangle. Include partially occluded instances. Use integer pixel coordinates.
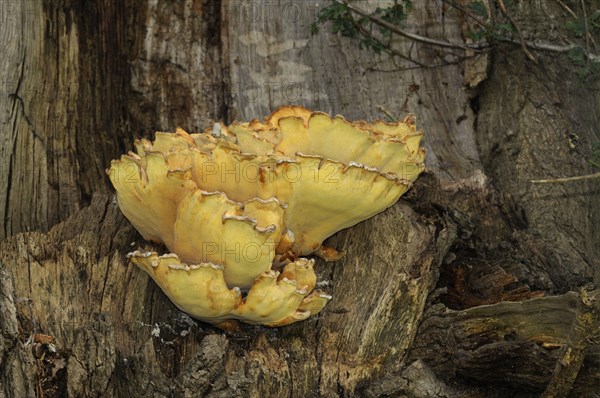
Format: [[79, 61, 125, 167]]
[[0, 0, 484, 240], [476, 6, 600, 290], [225, 0, 482, 180], [4, 0, 594, 291], [0, 190, 452, 397], [410, 293, 599, 395], [1, 0, 599, 397], [1, 182, 597, 397], [0, 0, 133, 240]]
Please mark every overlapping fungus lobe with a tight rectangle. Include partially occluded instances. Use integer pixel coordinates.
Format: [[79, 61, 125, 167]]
[[108, 106, 425, 327]]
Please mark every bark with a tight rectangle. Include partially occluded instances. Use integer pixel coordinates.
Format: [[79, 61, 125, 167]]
[[0, 0, 133, 240], [476, 2, 600, 290], [1, 182, 597, 397], [0, 192, 452, 397], [1, 0, 598, 397]]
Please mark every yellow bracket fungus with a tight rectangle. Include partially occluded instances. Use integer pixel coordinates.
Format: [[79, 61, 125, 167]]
[[108, 106, 425, 327]]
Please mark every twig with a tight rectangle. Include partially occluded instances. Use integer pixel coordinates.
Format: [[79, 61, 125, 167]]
[[441, 0, 488, 28], [333, 0, 599, 61], [336, 0, 487, 52], [556, 0, 577, 18], [376, 105, 397, 121], [351, 19, 428, 68], [344, 1, 478, 70], [581, 0, 591, 65], [367, 53, 480, 72], [531, 171, 600, 184], [497, 0, 538, 63], [556, 0, 598, 52], [507, 39, 597, 60]]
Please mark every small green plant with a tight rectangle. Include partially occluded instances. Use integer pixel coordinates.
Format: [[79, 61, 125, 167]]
[[566, 9, 600, 37], [311, 0, 599, 74], [565, 8, 600, 78], [311, 0, 413, 55], [310, 2, 356, 37], [469, 0, 489, 19], [568, 47, 600, 78]]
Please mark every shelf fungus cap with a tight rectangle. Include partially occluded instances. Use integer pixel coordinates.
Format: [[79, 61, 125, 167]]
[[223, 107, 425, 255], [128, 251, 242, 319], [173, 191, 285, 288], [128, 252, 328, 326], [108, 106, 425, 327], [107, 152, 197, 248]]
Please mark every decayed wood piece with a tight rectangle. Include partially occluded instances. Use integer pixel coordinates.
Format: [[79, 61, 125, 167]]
[[1, 182, 597, 397], [0, 266, 36, 397], [401, 173, 599, 397], [542, 290, 600, 398], [408, 292, 599, 395], [0, 191, 453, 397], [358, 291, 599, 398]]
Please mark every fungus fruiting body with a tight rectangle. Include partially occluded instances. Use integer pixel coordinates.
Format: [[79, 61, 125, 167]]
[[108, 106, 425, 327]]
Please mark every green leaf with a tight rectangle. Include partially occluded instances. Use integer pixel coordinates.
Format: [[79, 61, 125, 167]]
[[568, 46, 586, 66], [470, 1, 489, 19], [380, 3, 408, 26], [466, 29, 486, 41], [588, 10, 600, 30], [495, 23, 514, 32], [379, 26, 392, 38], [589, 9, 600, 22], [566, 19, 586, 37], [310, 22, 319, 35], [491, 23, 515, 40]]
